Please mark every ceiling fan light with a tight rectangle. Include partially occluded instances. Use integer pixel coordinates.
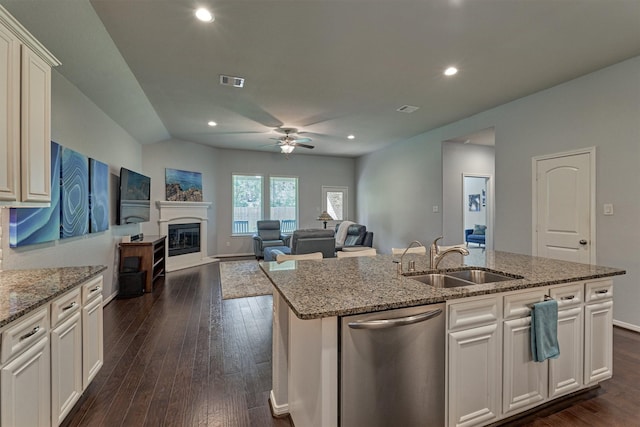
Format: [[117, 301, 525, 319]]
[[195, 8, 214, 22], [280, 145, 295, 154]]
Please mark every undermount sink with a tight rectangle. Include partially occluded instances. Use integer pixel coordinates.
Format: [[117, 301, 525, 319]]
[[446, 269, 517, 284], [407, 269, 522, 288], [409, 274, 474, 288]]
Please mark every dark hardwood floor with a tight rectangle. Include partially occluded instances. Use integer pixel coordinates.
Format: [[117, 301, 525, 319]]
[[63, 261, 640, 426]]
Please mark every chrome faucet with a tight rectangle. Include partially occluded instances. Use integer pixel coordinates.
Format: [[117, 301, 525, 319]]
[[396, 240, 424, 275], [429, 236, 469, 269]]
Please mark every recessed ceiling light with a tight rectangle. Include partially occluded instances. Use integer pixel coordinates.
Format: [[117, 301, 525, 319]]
[[444, 66, 458, 76], [207, 121, 217, 127], [347, 135, 355, 140], [195, 8, 214, 23]]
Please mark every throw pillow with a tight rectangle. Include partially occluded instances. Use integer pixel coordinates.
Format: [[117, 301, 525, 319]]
[[473, 224, 487, 235]]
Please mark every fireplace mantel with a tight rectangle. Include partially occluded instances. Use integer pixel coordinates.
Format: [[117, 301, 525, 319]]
[[156, 201, 217, 272]]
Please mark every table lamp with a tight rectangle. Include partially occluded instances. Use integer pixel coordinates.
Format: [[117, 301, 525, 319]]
[[317, 211, 333, 229]]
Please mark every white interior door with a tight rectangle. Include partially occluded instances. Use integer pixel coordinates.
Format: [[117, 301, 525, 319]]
[[533, 148, 595, 264]]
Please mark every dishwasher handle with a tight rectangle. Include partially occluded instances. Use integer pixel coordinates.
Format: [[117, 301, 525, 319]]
[[348, 308, 443, 330]]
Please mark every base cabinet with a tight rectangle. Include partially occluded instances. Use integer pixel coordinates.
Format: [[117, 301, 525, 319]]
[[51, 312, 82, 426], [1, 336, 50, 427], [447, 279, 614, 427], [82, 295, 104, 388]]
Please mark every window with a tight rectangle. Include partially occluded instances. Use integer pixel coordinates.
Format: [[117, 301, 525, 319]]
[[270, 177, 298, 233], [322, 186, 348, 221], [232, 174, 263, 234]]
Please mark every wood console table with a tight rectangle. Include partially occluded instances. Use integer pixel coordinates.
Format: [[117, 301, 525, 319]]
[[119, 235, 166, 292]]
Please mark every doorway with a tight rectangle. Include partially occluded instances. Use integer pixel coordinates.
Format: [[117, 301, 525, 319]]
[[462, 174, 493, 250]]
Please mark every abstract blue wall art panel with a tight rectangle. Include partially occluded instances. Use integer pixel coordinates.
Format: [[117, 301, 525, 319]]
[[9, 142, 61, 247], [89, 158, 109, 233], [165, 168, 203, 201], [60, 146, 89, 238]]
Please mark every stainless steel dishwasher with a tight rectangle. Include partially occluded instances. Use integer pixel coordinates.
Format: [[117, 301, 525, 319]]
[[340, 303, 445, 427]]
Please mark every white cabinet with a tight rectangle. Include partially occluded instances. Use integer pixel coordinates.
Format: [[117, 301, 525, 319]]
[[82, 276, 104, 388], [584, 280, 613, 385], [0, 307, 50, 427], [548, 284, 583, 398], [0, 5, 60, 206], [50, 288, 83, 426], [502, 290, 547, 416], [447, 296, 500, 427]]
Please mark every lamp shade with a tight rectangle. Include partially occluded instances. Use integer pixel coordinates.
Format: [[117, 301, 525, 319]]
[[317, 211, 333, 221]]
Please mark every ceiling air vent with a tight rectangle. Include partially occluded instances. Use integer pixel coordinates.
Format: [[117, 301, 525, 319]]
[[396, 105, 420, 113], [219, 75, 245, 88]]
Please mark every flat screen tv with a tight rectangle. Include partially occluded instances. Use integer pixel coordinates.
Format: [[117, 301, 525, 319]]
[[118, 167, 151, 225]]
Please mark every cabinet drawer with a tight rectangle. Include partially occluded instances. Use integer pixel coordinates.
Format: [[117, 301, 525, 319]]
[[448, 296, 499, 331], [585, 280, 613, 303], [82, 276, 103, 305], [504, 290, 547, 320], [549, 283, 583, 309], [1, 307, 49, 364], [51, 287, 81, 328]]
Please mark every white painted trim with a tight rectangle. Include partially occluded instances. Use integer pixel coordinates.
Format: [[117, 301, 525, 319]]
[[531, 147, 596, 264], [269, 390, 289, 416], [0, 5, 61, 66], [613, 319, 640, 333]]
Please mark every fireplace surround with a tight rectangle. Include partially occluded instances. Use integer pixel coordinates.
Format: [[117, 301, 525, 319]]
[[156, 201, 217, 272]]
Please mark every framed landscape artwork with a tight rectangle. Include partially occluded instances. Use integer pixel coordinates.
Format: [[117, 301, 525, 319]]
[[165, 168, 203, 201]]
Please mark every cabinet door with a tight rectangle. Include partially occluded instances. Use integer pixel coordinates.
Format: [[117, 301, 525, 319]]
[[0, 22, 20, 202], [503, 317, 547, 416], [51, 312, 83, 426], [549, 307, 583, 398], [20, 44, 51, 203], [448, 324, 499, 427], [584, 300, 613, 384], [82, 295, 104, 389], [1, 336, 51, 427]]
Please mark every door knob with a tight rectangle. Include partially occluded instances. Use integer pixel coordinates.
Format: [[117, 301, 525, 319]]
[[579, 239, 588, 245]]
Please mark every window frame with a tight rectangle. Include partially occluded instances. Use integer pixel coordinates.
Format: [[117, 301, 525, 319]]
[[231, 173, 264, 235], [322, 186, 349, 223]]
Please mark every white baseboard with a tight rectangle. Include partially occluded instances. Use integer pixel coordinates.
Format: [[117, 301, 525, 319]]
[[613, 319, 640, 333], [269, 390, 289, 417]]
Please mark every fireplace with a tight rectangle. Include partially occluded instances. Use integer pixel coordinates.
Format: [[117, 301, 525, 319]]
[[156, 201, 217, 272], [168, 223, 200, 257]]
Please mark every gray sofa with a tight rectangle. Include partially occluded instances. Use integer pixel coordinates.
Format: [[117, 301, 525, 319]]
[[334, 223, 374, 251], [290, 229, 336, 258]]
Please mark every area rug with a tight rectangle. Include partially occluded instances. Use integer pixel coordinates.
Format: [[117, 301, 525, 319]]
[[220, 260, 273, 299]]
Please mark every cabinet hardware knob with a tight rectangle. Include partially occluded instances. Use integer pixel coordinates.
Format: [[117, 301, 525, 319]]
[[579, 239, 588, 245], [561, 295, 575, 300], [90, 286, 101, 293], [595, 289, 609, 294]]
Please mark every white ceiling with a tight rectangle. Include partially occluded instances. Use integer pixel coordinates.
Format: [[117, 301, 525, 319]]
[[2, 0, 639, 157]]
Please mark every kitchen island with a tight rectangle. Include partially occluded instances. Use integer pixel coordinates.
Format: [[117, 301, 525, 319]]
[[260, 251, 625, 427], [0, 265, 106, 426]]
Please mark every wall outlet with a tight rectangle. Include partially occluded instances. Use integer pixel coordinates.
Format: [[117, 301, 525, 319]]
[[603, 203, 614, 216], [432, 205, 439, 213]]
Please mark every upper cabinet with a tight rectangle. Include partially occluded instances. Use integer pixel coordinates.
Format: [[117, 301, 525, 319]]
[[0, 6, 60, 206]]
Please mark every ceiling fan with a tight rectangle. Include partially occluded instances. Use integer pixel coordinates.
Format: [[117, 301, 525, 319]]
[[270, 127, 314, 155]]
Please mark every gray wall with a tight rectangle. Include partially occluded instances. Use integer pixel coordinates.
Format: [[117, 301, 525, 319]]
[[442, 143, 495, 246], [357, 56, 640, 329], [140, 143, 356, 256], [0, 71, 144, 300]]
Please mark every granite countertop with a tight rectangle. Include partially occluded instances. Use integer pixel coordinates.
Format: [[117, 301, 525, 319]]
[[0, 265, 107, 327], [260, 251, 625, 320]]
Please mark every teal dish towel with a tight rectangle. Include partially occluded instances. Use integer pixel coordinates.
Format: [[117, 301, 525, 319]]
[[531, 299, 560, 362]]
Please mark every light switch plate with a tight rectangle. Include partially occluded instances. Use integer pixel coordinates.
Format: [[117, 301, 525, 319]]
[[603, 203, 614, 215], [432, 205, 439, 213]]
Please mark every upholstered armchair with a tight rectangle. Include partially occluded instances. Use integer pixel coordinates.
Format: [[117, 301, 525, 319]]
[[334, 223, 374, 251], [252, 220, 290, 258]]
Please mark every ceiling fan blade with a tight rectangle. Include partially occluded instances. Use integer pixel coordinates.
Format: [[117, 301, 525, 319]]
[[292, 142, 314, 149], [293, 137, 312, 143]]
